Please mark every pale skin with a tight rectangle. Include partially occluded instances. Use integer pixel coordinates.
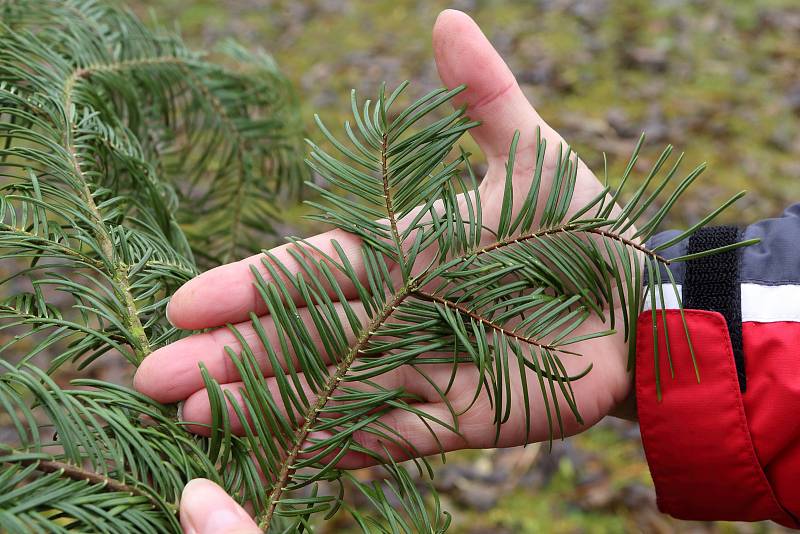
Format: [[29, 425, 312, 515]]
[[133, 10, 636, 533]]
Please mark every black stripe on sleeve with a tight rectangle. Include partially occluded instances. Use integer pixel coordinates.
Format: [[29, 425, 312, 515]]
[[682, 226, 745, 392]]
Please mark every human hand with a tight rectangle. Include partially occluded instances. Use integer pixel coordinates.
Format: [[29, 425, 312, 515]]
[[137, 5, 632, 490]]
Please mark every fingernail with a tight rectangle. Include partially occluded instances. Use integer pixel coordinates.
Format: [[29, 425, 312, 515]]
[[165, 299, 175, 326]]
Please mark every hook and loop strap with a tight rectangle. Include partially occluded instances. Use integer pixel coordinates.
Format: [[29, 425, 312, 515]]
[[683, 226, 745, 391]]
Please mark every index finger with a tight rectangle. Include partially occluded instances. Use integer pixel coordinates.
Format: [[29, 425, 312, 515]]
[[167, 228, 367, 330]]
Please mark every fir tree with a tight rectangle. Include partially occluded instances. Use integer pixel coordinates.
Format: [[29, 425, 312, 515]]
[[0, 1, 751, 532]]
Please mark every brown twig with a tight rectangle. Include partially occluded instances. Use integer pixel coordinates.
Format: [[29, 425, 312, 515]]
[[15, 457, 145, 497]]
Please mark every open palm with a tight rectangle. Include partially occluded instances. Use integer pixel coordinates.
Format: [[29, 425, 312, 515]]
[[134, 9, 633, 519]]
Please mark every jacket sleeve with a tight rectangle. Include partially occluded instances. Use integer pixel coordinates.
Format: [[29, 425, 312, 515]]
[[636, 204, 800, 529]]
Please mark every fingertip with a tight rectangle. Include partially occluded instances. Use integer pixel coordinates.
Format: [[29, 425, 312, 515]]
[[432, 10, 472, 84], [165, 296, 176, 327], [133, 346, 181, 402], [181, 478, 259, 534], [164, 279, 197, 330], [181, 477, 214, 498], [134, 326, 250, 404], [181, 389, 213, 436], [434, 8, 471, 31], [433, 9, 475, 39], [132, 357, 153, 397], [432, 8, 510, 91], [431, 7, 540, 159], [182, 385, 249, 436], [165, 264, 251, 330], [133, 343, 197, 403]]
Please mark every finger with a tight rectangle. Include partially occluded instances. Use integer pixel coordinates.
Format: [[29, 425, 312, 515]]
[[180, 478, 259, 534], [184, 386, 468, 470], [167, 228, 368, 330], [298, 371, 490, 469], [135, 300, 368, 403], [180, 364, 487, 466], [331, 403, 470, 469], [181, 364, 429, 436], [432, 9, 565, 163], [182, 380, 309, 436]]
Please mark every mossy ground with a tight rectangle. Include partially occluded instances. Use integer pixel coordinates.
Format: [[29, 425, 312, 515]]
[[127, 1, 800, 531]]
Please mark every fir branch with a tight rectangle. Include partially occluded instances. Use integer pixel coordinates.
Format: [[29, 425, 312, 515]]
[[228, 82, 752, 531], [15, 457, 148, 499], [63, 116, 152, 362], [64, 55, 187, 92], [381, 132, 404, 261], [60, 54, 217, 360], [472, 223, 669, 265], [174, 60, 256, 264], [586, 228, 669, 264], [412, 289, 574, 354], [0, 2, 304, 531], [259, 284, 413, 530], [0, 221, 103, 267]]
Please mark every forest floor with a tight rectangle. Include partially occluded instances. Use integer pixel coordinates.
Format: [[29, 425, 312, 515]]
[[51, 0, 800, 532]]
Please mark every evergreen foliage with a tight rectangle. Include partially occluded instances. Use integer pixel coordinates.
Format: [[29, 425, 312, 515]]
[[0, 1, 751, 532]]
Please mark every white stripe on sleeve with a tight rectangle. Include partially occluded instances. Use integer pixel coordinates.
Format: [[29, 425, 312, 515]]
[[642, 283, 800, 323]]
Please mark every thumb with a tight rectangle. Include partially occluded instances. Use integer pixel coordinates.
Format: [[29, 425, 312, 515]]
[[432, 9, 565, 163], [180, 479, 261, 534]]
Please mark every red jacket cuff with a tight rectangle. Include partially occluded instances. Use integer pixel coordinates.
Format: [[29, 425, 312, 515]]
[[635, 309, 797, 528]]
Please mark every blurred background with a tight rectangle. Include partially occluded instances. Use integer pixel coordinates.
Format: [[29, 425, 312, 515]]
[[123, 0, 800, 532]]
